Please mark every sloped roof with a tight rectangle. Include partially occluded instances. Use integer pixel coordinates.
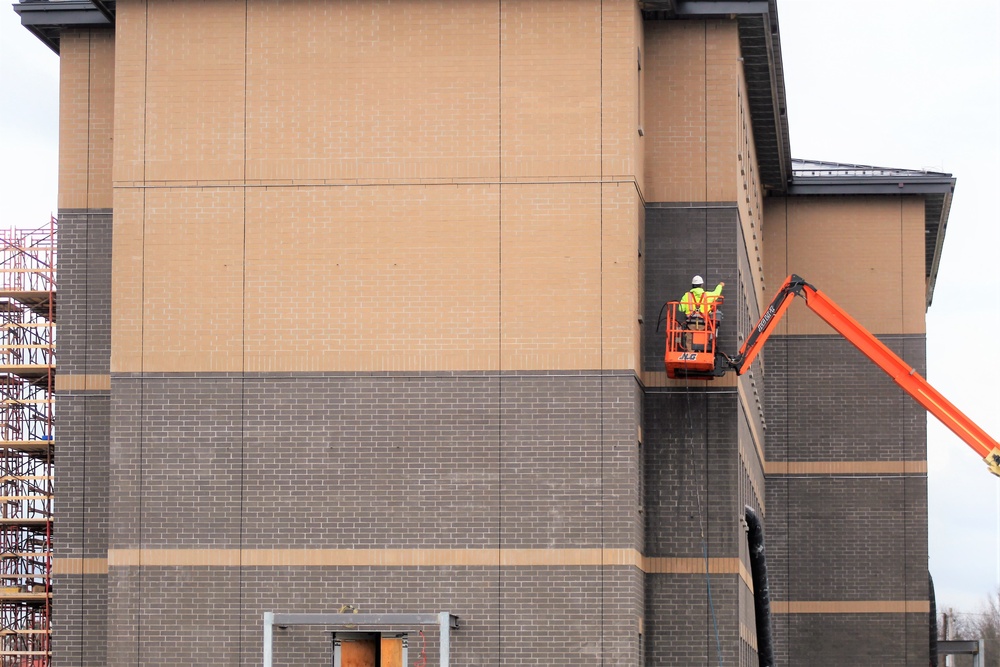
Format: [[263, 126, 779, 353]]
[[792, 159, 953, 181]]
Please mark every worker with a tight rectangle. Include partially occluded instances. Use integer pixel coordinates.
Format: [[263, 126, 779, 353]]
[[679, 275, 724, 351]]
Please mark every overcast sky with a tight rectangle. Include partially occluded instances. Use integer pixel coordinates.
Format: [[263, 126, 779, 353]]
[[1, 0, 998, 618], [778, 0, 1000, 616]]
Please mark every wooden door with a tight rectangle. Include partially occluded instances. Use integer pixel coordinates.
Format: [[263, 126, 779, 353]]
[[380, 637, 403, 667], [341, 638, 377, 667]]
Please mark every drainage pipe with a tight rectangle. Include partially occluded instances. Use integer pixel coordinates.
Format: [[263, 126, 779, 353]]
[[929, 573, 938, 667], [745, 506, 775, 667]]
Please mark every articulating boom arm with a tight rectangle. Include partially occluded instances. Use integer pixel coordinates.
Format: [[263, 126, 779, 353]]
[[728, 274, 1000, 476]]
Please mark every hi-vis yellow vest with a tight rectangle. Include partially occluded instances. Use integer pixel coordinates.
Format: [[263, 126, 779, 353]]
[[679, 284, 723, 315]]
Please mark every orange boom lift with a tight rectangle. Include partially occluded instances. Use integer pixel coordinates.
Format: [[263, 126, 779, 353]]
[[664, 274, 1000, 476]]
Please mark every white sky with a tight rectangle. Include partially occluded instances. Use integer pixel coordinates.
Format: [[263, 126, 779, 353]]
[[0, 9, 58, 226], [778, 0, 1000, 615], [1, 0, 998, 618]]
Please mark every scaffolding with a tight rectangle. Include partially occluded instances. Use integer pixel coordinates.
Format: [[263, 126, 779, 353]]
[[0, 218, 55, 667]]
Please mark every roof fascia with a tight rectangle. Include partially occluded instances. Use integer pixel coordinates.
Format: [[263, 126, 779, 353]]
[[675, 1, 770, 14], [786, 178, 956, 196], [13, 1, 113, 54]]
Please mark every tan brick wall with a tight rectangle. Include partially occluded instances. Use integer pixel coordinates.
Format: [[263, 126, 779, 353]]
[[247, 0, 501, 183], [59, 29, 115, 209], [112, 181, 642, 374], [146, 0, 247, 183], [141, 188, 246, 372], [601, 181, 644, 371], [243, 184, 501, 374], [109, 188, 143, 372], [762, 195, 927, 335], [642, 19, 741, 203], [112, 0, 641, 185], [109, 0, 647, 374], [634, 8, 646, 194], [502, 0, 601, 180], [112, 0, 147, 184]]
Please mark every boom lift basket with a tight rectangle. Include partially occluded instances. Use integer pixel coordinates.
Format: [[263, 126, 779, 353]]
[[663, 298, 724, 379]]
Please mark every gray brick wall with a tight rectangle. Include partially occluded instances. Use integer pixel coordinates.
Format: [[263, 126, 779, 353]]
[[772, 612, 930, 666], [645, 574, 742, 665], [762, 334, 927, 462], [56, 207, 112, 666], [109, 372, 641, 552], [641, 199, 769, 664], [105, 565, 641, 666], [644, 390, 743, 556], [763, 333, 929, 666], [643, 389, 766, 663], [52, 573, 109, 667], [111, 376, 244, 549], [57, 209, 112, 376], [767, 476, 927, 602], [642, 204, 740, 372], [106, 371, 644, 665], [56, 394, 110, 561]]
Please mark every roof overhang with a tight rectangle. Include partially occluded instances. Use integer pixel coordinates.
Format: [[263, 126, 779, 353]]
[[788, 165, 956, 308], [13, 1, 115, 54], [640, 0, 792, 192]]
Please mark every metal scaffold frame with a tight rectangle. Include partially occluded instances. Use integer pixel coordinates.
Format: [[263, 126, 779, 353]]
[[0, 218, 55, 667]]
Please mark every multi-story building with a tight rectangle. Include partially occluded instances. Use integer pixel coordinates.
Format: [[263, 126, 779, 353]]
[[15, 0, 958, 664]]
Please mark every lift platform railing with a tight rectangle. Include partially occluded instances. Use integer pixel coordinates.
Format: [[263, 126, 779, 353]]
[[663, 298, 724, 378]]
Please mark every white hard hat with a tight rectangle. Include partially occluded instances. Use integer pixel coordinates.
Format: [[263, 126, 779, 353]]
[[691, 275, 704, 286]]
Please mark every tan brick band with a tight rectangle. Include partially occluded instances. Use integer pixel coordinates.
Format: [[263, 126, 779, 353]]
[[642, 371, 738, 389], [52, 558, 109, 575], [96, 549, 754, 590], [67, 552, 929, 614], [56, 374, 111, 391], [771, 600, 930, 614], [105, 548, 640, 568], [765, 461, 928, 475]]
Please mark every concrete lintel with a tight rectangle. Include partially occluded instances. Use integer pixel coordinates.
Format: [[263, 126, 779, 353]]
[[271, 612, 458, 629]]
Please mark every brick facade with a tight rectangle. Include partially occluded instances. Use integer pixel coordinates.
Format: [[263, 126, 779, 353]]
[[55, 206, 112, 665], [763, 335, 929, 666], [97, 372, 644, 665], [47, 2, 936, 665]]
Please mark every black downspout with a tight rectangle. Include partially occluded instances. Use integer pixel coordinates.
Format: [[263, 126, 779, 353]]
[[929, 573, 939, 667], [745, 506, 775, 667]]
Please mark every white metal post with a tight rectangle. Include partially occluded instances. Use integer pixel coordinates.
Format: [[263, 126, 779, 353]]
[[263, 612, 274, 667], [439, 612, 450, 667]]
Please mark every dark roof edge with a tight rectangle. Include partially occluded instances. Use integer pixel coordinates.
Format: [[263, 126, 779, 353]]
[[925, 188, 953, 308], [759, 1, 791, 189], [786, 177, 956, 196], [13, 1, 114, 55]]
